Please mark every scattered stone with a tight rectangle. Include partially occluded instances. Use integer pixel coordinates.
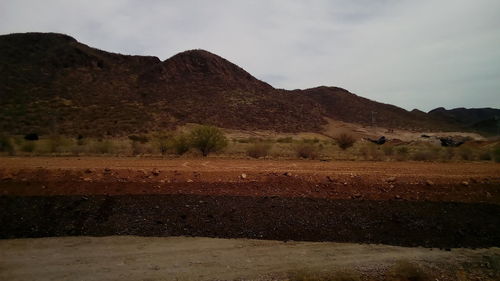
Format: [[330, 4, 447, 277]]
[[240, 173, 247, 179], [386, 177, 396, 183], [395, 195, 401, 200], [343, 182, 348, 186], [83, 177, 92, 182], [462, 181, 469, 186], [187, 179, 194, 183], [159, 180, 165, 183], [284, 172, 292, 177], [351, 193, 362, 199], [103, 168, 111, 174], [151, 169, 160, 176], [425, 180, 434, 186]]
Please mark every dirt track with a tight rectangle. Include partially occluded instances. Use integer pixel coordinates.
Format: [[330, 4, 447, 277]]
[[1, 157, 499, 248], [1, 236, 499, 281]]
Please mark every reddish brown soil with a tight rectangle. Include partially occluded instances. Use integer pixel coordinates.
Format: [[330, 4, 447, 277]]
[[1, 158, 499, 203], [1, 157, 499, 247]]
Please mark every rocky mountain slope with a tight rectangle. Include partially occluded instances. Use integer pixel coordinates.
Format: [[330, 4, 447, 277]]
[[0, 32, 496, 137]]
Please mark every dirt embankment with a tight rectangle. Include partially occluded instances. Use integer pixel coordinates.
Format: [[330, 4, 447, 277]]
[[1, 157, 499, 248]]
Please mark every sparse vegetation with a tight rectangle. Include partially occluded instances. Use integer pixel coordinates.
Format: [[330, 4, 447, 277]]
[[493, 147, 500, 163], [336, 134, 356, 150], [189, 125, 228, 156], [0, 135, 15, 155], [170, 133, 190, 155], [246, 142, 272, 158], [294, 142, 320, 159]]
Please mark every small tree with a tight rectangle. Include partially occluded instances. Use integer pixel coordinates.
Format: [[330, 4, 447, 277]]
[[170, 133, 190, 155], [189, 125, 227, 156]]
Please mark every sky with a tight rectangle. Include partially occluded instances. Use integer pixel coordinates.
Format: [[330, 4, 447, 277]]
[[1, 0, 499, 112]]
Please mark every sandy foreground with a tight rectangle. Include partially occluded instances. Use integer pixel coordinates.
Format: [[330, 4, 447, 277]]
[[1, 236, 499, 281]]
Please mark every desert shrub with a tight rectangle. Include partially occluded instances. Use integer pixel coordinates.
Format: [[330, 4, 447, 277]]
[[440, 147, 455, 161], [20, 141, 36, 153], [382, 145, 394, 156], [394, 146, 409, 161], [154, 132, 170, 155], [0, 135, 15, 155], [289, 269, 361, 281], [294, 142, 320, 159], [458, 146, 474, 161], [24, 133, 39, 141], [478, 150, 491, 161], [170, 133, 190, 155], [128, 135, 149, 143], [336, 134, 356, 150], [493, 147, 500, 163], [189, 125, 228, 156], [46, 135, 71, 153], [276, 136, 293, 143], [302, 138, 320, 144], [246, 142, 272, 158], [130, 140, 146, 155], [360, 143, 384, 161], [92, 140, 114, 154], [387, 260, 429, 281], [411, 150, 436, 161]]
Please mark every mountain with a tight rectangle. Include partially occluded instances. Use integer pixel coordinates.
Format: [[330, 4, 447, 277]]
[[0, 32, 496, 137], [429, 107, 500, 136]]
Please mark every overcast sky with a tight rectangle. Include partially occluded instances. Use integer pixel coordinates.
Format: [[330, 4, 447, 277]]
[[1, 0, 499, 111]]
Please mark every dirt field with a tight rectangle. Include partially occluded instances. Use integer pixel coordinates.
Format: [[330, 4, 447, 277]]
[[1, 157, 499, 280], [1, 236, 499, 281]]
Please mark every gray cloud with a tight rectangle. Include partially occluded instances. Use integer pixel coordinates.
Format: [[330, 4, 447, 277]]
[[1, 0, 499, 111]]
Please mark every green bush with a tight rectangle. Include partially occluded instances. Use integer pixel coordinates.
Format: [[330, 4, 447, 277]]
[[276, 137, 293, 143], [170, 133, 190, 155], [493, 147, 500, 163], [128, 135, 149, 143], [189, 125, 228, 156], [20, 141, 36, 153], [246, 142, 272, 158], [336, 134, 356, 150], [93, 140, 114, 154], [0, 135, 15, 155]]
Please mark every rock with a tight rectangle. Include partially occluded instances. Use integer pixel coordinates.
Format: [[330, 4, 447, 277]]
[[425, 180, 434, 186], [187, 179, 193, 183], [151, 169, 160, 176], [395, 195, 401, 199], [84, 169, 92, 174], [103, 168, 111, 173], [486, 192, 492, 198], [240, 173, 247, 179], [284, 172, 292, 177], [461, 181, 469, 186], [386, 177, 396, 183], [83, 177, 92, 182], [326, 176, 334, 182], [351, 193, 362, 199]]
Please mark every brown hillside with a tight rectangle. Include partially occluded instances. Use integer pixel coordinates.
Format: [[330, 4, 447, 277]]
[[0, 32, 495, 136]]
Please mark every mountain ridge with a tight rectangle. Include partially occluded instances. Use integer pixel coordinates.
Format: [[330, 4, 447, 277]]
[[0, 32, 497, 136]]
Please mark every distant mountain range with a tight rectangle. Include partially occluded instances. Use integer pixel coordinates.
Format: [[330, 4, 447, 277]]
[[0, 32, 498, 137]]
